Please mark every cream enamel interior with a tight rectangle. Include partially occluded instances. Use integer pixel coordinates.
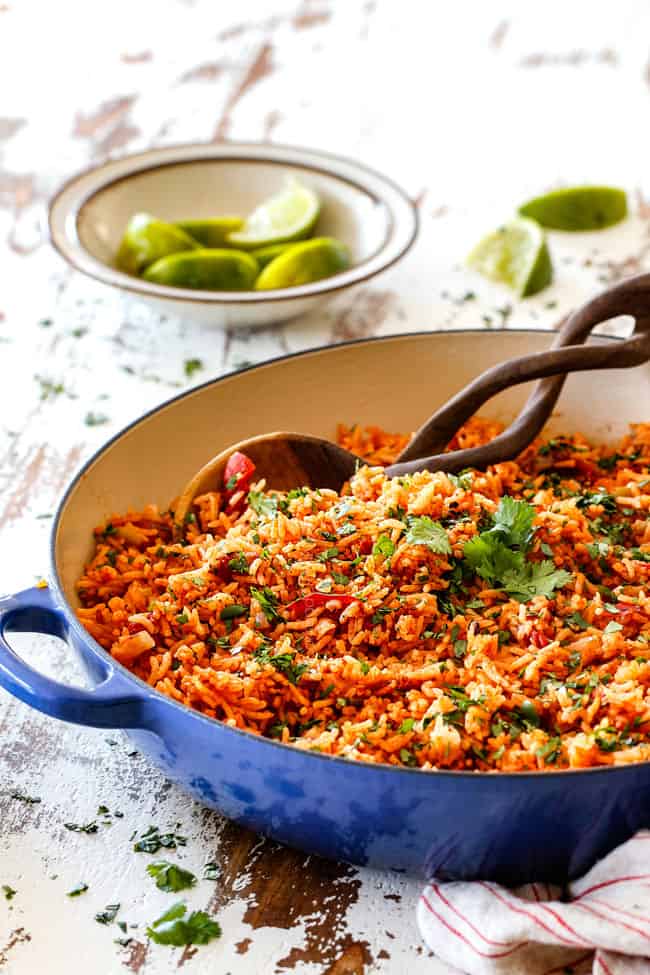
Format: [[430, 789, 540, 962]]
[[55, 330, 650, 607]]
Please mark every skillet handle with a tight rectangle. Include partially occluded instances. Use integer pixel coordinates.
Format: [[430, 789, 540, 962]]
[[0, 585, 148, 728]]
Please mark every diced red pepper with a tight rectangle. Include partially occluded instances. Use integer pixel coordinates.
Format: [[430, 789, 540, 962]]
[[530, 628, 547, 649], [223, 451, 256, 512], [288, 593, 361, 618], [211, 555, 233, 583]]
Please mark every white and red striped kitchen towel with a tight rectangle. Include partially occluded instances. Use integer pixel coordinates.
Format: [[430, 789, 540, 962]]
[[417, 831, 650, 974]]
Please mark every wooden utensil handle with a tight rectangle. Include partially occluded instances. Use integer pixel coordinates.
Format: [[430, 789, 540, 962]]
[[397, 272, 650, 465]]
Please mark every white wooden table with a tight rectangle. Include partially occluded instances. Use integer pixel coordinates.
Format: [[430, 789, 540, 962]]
[[2, 2, 650, 972]]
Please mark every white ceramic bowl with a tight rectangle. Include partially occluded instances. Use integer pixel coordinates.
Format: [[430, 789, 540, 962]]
[[48, 143, 418, 328]]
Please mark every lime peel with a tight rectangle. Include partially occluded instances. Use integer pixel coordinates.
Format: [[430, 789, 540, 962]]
[[254, 237, 350, 290], [143, 249, 259, 291], [518, 186, 627, 231]]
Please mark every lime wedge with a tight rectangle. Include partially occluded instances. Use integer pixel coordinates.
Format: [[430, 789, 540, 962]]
[[175, 217, 244, 247], [518, 186, 627, 231], [143, 249, 259, 291], [250, 243, 295, 268], [467, 217, 552, 298], [115, 213, 198, 275], [227, 179, 320, 249], [254, 237, 350, 290]]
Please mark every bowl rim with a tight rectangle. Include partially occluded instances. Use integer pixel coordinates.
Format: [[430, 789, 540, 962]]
[[48, 141, 419, 304], [52, 326, 646, 781]]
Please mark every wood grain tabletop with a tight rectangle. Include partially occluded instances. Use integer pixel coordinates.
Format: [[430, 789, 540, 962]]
[[2, 1, 650, 971]]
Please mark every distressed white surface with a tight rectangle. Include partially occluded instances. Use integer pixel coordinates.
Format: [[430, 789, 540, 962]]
[[1, 0, 650, 971]]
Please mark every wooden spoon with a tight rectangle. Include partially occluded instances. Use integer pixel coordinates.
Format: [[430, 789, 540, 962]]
[[174, 274, 650, 532]]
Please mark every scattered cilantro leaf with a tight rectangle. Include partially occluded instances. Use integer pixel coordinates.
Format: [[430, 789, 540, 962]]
[[184, 358, 204, 379], [146, 901, 221, 947], [146, 861, 197, 893], [67, 883, 89, 897], [203, 862, 221, 881], [95, 903, 120, 924], [84, 411, 110, 427], [133, 825, 187, 854]]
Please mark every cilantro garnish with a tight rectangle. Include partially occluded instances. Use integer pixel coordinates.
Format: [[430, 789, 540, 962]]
[[254, 646, 308, 684], [146, 861, 197, 893], [146, 901, 221, 947], [404, 516, 451, 555], [536, 736, 562, 764], [486, 496, 536, 548], [227, 553, 249, 573], [462, 496, 571, 602], [2, 885, 16, 901], [247, 491, 278, 519], [250, 587, 283, 623], [220, 604, 247, 621], [372, 535, 395, 559]]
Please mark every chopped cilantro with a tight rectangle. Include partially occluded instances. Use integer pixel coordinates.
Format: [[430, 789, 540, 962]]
[[536, 736, 562, 764], [317, 546, 340, 562], [566, 612, 589, 631], [184, 358, 203, 378], [203, 862, 221, 881], [67, 883, 89, 897], [133, 825, 187, 854], [397, 718, 415, 733], [247, 491, 278, 519], [254, 646, 307, 684], [372, 535, 395, 559], [250, 587, 283, 623], [146, 861, 197, 893], [84, 411, 110, 427], [64, 821, 98, 834], [2, 885, 16, 901], [220, 604, 247, 621], [146, 901, 221, 947], [10, 792, 41, 804], [95, 903, 120, 924], [399, 748, 417, 767], [227, 553, 249, 573]]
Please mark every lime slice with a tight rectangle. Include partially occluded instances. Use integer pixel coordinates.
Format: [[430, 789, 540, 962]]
[[175, 217, 244, 247], [518, 186, 627, 231], [115, 213, 198, 275], [143, 249, 259, 291], [250, 243, 296, 268], [467, 217, 552, 298], [227, 179, 320, 249], [254, 237, 350, 290]]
